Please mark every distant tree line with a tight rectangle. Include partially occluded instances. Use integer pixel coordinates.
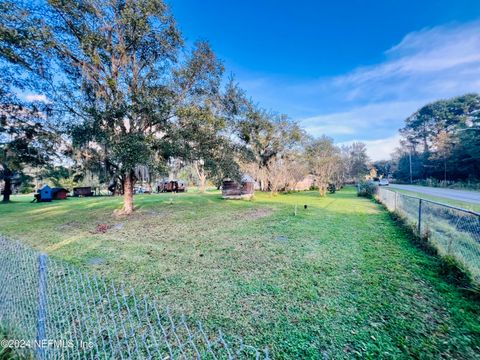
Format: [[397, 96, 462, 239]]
[[373, 94, 480, 184]]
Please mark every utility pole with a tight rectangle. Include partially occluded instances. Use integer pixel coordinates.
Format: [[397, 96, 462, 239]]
[[409, 150, 413, 184]]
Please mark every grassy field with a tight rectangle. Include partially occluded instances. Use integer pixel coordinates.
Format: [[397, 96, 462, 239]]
[[1, 188, 479, 358]]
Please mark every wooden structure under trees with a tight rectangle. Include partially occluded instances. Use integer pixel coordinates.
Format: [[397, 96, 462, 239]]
[[222, 175, 255, 200], [73, 187, 94, 197], [157, 180, 187, 193], [33, 185, 52, 202], [33, 186, 69, 202], [52, 187, 68, 200]]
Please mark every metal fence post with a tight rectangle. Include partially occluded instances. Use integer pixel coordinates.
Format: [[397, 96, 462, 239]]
[[418, 199, 422, 236], [37, 253, 48, 360], [394, 191, 397, 212]]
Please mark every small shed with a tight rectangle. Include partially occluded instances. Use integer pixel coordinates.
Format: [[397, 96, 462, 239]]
[[73, 187, 94, 197], [52, 187, 68, 200], [34, 185, 53, 202], [222, 175, 255, 200]]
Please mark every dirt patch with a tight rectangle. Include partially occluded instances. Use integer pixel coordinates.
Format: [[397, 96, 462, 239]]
[[56, 221, 82, 231], [242, 208, 273, 220], [92, 223, 112, 234], [113, 223, 125, 230], [126, 209, 169, 220]]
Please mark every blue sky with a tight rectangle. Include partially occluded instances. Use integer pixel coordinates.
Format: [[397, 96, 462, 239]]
[[169, 1, 480, 160]]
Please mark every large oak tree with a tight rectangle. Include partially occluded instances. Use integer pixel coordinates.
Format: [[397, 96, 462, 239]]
[[396, 94, 480, 182], [42, 0, 223, 214]]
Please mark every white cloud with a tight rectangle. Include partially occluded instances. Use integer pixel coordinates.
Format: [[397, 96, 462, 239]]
[[338, 134, 401, 162], [300, 100, 423, 138], [24, 94, 49, 102], [331, 21, 480, 101], [305, 124, 356, 136], [335, 21, 480, 91], [300, 21, 480, 154], [235, 20, 480, 155]]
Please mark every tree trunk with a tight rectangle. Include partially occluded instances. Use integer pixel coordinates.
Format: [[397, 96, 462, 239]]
[[199, 176, 206, 193], [260, 179, 268, 192], [122, 171, 134, 214], [318, 183, 327, 197], [2, 177, 12, 203], [193, 161, 207, 193]]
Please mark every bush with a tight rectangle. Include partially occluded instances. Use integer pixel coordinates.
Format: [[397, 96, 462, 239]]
[[356, 181, 377, 198], [19, 183, 35, 194], [327, 183, 336, 194]]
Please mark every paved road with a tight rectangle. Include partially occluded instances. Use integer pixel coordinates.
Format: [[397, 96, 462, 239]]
[[389, 184, 480, 204]]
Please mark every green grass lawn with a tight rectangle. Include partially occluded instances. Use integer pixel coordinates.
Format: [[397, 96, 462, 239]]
[[1, 188, 479, 358]]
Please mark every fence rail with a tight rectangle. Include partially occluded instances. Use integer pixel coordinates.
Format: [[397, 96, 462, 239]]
[[0, 236, 270, 359], [376, 187, 480, 284]]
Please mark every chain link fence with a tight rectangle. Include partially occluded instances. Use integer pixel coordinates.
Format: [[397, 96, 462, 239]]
[[376, 187, 480, 284], [0, 236, 270, 359]]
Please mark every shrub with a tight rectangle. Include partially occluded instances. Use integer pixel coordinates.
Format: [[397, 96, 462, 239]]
[[356, 181, 377, 198], [327, 183, 336, 194], [19, 183, 35, 194]]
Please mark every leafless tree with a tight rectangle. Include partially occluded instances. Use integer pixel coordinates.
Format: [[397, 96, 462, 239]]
[[305, 136, 341, 196]]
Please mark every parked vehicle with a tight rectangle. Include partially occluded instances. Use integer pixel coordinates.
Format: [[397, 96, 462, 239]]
[[134, 187, 151, 194], [379, 178, 389, 186]]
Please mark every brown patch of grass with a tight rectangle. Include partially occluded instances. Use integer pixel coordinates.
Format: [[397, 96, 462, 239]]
[[242, 208, 273, 220], [92, 223, 112, 234]]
